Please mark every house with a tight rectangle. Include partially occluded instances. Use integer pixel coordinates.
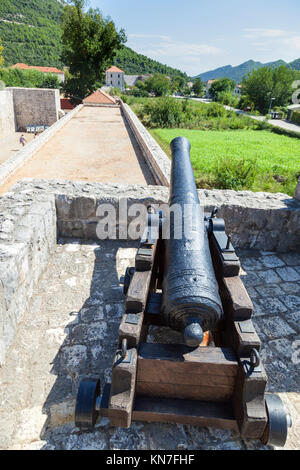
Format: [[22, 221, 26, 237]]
[[234, 84, 242, 95], [124, 74, 151, 88], [205, 79, 217, 98], [105, 66, 125, 91], [83, 89, 117, 107], [12, 63, 65, 82]]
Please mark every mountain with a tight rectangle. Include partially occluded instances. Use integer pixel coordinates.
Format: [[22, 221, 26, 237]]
[[195, 58, 300, 83], [0, 0, 187, 79]]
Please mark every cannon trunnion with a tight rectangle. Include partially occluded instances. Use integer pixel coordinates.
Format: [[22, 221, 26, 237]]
[[75, 137, 291, 447]]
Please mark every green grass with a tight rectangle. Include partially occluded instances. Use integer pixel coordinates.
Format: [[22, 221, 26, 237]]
[[150, 128, 300, 195]]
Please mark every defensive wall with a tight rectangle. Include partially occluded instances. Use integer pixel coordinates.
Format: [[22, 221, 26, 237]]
[[0, 100, 300, 366], [0, 178, 300, 366], [0, 90, 15, 138], [0, 87, 60, 138]]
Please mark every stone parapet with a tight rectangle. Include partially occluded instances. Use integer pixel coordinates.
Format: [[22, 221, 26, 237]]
[[0, 178, 299, 365], [120, 101, 171, 186]]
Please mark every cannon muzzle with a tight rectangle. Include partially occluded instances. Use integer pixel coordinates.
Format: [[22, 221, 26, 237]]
[[161, 137, 223, 347]]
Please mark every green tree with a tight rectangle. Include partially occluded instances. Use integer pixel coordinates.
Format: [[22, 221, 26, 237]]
[[210, 78, 235, 100], [0, 37, 4, 67], [61, 0, 126, 102], [144, 73, 171, 97], [192, 78, 204, 97], [242, 65, 297, 114]]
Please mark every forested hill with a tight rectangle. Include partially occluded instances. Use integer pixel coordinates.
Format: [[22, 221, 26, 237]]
[[195, 59, 300, 82], [113, 46, 187, 79], [0, 0, 64, 67], [0, 0, 187, 79]]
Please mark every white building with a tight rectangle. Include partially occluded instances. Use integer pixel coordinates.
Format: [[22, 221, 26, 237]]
[[105, 66, 125, 91]]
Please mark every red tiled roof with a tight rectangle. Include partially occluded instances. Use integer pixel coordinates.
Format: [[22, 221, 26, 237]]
[[83, 89, 116, 105], [106, 66, 124, 73], [12, 63, 64, 74], [60, 98, 76, 110]]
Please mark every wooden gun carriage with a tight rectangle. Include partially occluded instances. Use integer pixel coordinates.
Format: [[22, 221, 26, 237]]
[[75, 137, 291, 447]]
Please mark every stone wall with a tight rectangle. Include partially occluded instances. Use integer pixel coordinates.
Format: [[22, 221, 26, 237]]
[[0, 189, 56, 365], [0, 90, 15, 138], [7, 87, 60, 130], [0, 177, 300, 365], [0, 105, 83, 187], [295, 178, 300, 202], [120, 101, 171, 186]]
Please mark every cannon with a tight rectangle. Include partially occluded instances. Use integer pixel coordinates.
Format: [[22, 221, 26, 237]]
[[75, 137, 292, 447], [161, 137, 223, 347]]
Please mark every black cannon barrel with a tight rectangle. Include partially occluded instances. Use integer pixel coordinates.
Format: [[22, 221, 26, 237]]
[[161, 137, 223, 347]]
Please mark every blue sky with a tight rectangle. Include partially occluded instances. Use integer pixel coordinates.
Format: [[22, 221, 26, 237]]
[[88, 0, 300, 76]]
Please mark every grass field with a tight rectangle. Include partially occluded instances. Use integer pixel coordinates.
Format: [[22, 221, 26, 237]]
[[150, 128, 300, 195]]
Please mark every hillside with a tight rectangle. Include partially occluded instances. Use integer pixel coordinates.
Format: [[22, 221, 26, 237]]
[[113, 46, 187, 79], [0, 0, 187, 79], [195, 58, 300, 82], [0, 0, 64, 68]]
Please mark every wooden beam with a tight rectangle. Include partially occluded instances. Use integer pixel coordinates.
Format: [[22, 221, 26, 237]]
[[233, 357, 268, 439], [108, 348, 138, 428], [125, 270, 153, 313], [221, 276, 253, 321], [136, 343, 238, 402], [100, 388, 238, 431], [133, 396, 238, 430]]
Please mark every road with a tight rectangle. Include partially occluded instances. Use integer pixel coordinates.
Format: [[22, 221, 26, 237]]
[[176, 96, 300, 134]]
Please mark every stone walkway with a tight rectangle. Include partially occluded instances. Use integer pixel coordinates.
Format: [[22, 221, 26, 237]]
[[1, 106, 154, 195], [0, 240, 299, 450], [0, 132, 34, 164]]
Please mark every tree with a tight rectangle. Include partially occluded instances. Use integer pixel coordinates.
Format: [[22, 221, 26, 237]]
[[0, 37, 4, 67], [61, 0, 126, 102], [192, 78, 204, 97], [144, 73, 171, 97], [182, 85, 192, 97], [242, 65, 297, 114], [210, 78, 235, 100]]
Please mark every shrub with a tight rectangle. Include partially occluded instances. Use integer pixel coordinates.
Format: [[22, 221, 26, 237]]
[[291, 111, 300, 125], [214, 155, 258, 190], [143, 97, 183, 128]]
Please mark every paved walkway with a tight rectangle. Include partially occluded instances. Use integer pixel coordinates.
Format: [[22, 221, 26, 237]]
[[0, 132, 34, 164], [0, 240, 299, 450], [0, 107, 154, 194]]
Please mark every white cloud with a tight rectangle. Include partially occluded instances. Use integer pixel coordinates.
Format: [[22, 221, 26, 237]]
[[244, 28, 290, 39], [127, 34, 223, 75]]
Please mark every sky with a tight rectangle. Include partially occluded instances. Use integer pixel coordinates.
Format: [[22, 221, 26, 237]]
[[87, 0, 300, 76]]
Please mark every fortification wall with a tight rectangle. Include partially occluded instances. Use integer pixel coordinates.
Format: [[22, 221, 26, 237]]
[[0, 90, 15, 138], [0, 178, 299, 365], [7, 87, 60, 130]]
